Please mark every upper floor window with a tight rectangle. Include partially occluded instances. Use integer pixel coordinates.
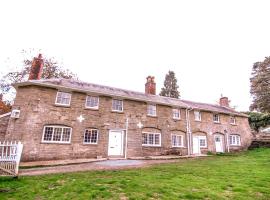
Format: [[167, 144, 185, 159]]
[[171, 134, 183, 147], [194, 111, 201, 121], [172, 109, 181, 120], [213, 114, 220, 123], [85, 96, 99, 109], [230, 116, 236, 125], [229, 135, 241, 146], [112, 99, 123, 112], [84, 129, 98, 144], [42, 125, 72, 143], [147, 104, 157, 116], [55, 92, 71, 106], [142, 132, 161, 146]]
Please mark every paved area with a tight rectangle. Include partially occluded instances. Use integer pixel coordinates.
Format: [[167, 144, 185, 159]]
[[19, 159, 195, 176], [95, 160, 143, 167], [19, 155, 209, 176]]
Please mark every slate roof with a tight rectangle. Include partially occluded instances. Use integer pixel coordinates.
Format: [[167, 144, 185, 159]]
[[14, 78, 247, 117]]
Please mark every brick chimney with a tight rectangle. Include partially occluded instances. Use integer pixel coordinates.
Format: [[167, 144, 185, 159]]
[[145, 76, 156, 95], [28, 54, 44, 80], [220, 96, 229, 107]]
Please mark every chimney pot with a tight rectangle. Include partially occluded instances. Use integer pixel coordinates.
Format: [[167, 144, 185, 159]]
[[28, 54, 44, 80], [145, 75, 156, 95], [220, 96, 229, 107]]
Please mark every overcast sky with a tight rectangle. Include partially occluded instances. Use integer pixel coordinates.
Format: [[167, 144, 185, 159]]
[[1, 0, 270, 111]]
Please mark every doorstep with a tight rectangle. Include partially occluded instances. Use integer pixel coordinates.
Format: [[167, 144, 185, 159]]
[[20, 158, 107, 167]]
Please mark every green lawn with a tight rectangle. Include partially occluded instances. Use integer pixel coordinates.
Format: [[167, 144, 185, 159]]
[[1, 148, 270, 200]]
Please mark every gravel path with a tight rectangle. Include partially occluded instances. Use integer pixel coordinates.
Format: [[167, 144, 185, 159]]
[[19, 159, 188, 176]]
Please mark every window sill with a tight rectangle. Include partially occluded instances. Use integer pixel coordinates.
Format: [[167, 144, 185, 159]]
[[173, 118, 181, 121], [172, 146, 185, 148], [85, 107, 99, 111], [214, 121, 221, 124], [230, 123, 237, 126], [195, 120, 201, 122], [54, 104, 71, 108], [147, 115, 157, 118], [83, 143, 98, 145], [41, 141, 71, 145], [230, 145, 241, 147], [142, 145, 161, 147], [111, 110, 124, 114]]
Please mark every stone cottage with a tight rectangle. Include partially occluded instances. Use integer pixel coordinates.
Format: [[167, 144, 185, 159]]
[[3, 55, 253, 161]]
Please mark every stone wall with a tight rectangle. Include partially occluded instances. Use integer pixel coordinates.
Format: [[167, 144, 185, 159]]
[[0, 114, 10, 141], [5, 85, 252, 161]]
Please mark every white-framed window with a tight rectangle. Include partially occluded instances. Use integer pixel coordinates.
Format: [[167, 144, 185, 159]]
[[112, 99, 123, 112], [213, 114, 220, 123], [199, 136, 207, 147], [172, 109, 181, 120], [229, 135, 241, 146], [83, 129, 98, 144], [230, 116, 236, 125], [85, 96, 99, 109], [171, 134, 183, 147], [42, 125, 72, 143], [142, 132, 161, 146], [147, 104, 157, 116], [194, 110, 201, 121], [55, 92, 71, 106]]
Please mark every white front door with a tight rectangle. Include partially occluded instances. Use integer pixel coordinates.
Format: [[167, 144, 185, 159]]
[[108, 130, 124, 156], [193, 136, 200, 154], [215, 135, 224, 153]]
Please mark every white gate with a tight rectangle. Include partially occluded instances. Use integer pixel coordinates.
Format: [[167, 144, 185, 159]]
[[0, 141, 23, 177]]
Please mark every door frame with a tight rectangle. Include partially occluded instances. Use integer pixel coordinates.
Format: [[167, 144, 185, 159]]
[[108, 130, 125, 156], [192, 136, 201, 154]]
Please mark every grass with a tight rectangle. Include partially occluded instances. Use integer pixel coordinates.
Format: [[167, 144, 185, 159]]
[[1, 148, 270, 200]]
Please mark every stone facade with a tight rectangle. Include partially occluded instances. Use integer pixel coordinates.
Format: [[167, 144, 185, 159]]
[[4, 83, 252, 161], [0, 113, 10, 141]]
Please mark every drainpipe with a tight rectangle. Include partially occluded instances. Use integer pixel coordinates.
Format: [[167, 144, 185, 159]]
[[125, 118, 129, 159], [225, 129, 230, 153], [185, 107, 193, 156]]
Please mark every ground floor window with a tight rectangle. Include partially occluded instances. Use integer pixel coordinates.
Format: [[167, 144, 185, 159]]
[[84, 129, 98, 144], [142, 132, 161, 146], [171, 134, 183, 147], [199, 136, 207, 147], [229, 134, 241, 146], [42, 125, 72, 143]]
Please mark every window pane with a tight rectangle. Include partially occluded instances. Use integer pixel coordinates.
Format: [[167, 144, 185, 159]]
[[43, 127, 53, 141], [142, 133, 147, 144], [86, 96, 99, 108], [53, 128, 62, 141], [112, 100, 123, 111], [149, 134, 154, 144], [56, 92, 71, 105], [147, 105, 156, 116], [91, 130, 98, 143], [62, 128, 71, 142], [154, 134, 160, 145]]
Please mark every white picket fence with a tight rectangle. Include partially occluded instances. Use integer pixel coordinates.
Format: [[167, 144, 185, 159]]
[[0, 141, 23, 176]]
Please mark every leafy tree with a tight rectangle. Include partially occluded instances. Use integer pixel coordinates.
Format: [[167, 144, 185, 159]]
[[244, 112, 270, 132], [0, 51, 77, 103], [250, 57, 270, 113], [160, 70, 180, 98]]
